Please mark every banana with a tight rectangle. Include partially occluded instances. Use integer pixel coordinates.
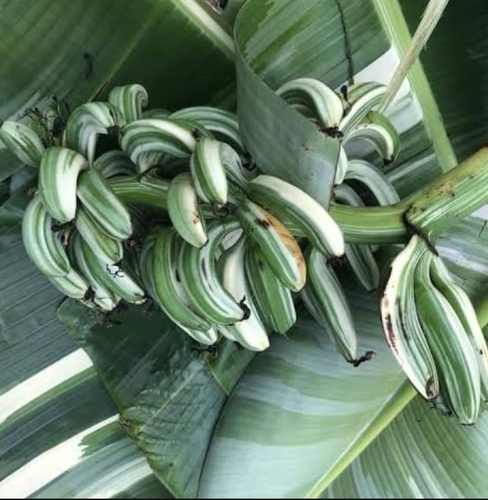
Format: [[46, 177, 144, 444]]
[[77, 235, 146, 305], [170, 106, 244, 151], [93, 150, 137, 178], [334, 146, 348, 186], [22, 195, 71, 277], [429, 254, 488, 403], [302, 248, 357, 362], [65, 102, 124, 163], [414, 251, 480, 424], [151, 227, 215, 330], [190, 137, 228, 205], [334, 184, 380, 291], [248, 175, 344, 257], [0, 120, 45, 167], [49, 268, 90, 299], [344, 110, 400, 164], [108, 84, 149, 123], [77, 169, 133, 240], [245, 244, 296, 335], [167, 172, 207, 248], [178, 220, 249, 325], [236, 197, 306, 292], [38, 146, 88, 223], [344, 159, 400, 205], [119, 118, 197, 172], [71, 232, 120, 310], [143, 108, 171, 119], [380, 235, 439, 400], [108, 171, 169, 211], [218, 236, 270, 351], [276, 78, 344, 130], [219, 142, 252, 192], [339, 82, 387, 135], [75, 205, 124, 265]]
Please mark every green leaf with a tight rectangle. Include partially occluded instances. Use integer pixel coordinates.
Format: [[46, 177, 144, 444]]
[[325, 395, 488, 498], [0, 225, 168, 498], [57, 300, 255, 498]]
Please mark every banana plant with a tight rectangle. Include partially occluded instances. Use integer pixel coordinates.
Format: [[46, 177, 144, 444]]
[[2, 0, 488, 498]]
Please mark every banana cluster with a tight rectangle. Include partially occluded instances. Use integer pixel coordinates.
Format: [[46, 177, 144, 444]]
[[1, 81, 373, 359], [381, 235, 488, 424]]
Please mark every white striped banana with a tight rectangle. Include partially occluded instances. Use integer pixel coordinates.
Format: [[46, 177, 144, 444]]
[[339, 82, 386, 135], [344, 110, 400, 164], [218, 236, 270, 351], [248, 175, 344, 257], [77, 169, 133, 240], [429, 254, 488, 404], [167, 172, 207, 248], [380, 235, 439, 400], [49, 268, 90, 300], [178, 220, 248, 325], [190, 137, 228, 205], [108, 84, 148, 123], [302, 247, 357, 362], [119, 118, 197, 172], [245, 244, 296, 335], [93, 150, 137, 178], [22, 195, 71, 277], [38, 146, 89, 223], [236, 197, 306, 292], [170, 106, 244, 151], [344, 159, 400, 205], [65, 102, 124, 164], [414, 251, 480, 424], [0, 120, 45, 167], [276, 78, 344, 130], [75, 205, 124, 265]]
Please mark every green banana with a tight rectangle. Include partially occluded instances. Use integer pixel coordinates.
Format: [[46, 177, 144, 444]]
[[415, 251, 480, 424], [78, 236, 146, 305], [218, 236, 270, 351], [0, 120, 45, 167], [71, 232, 120, 311], [344, 110, 401, 164], [167, 172, 207, 248], [170, 106, 244, 151], [302, 248, 357, 362], [339, 82, 387, 135], [276, 77, 344, 130], [108, 84, 148, 123], [245, 244, 296, 335], [190, 137, 228, 205], [93, 150, 137, 178], [344, 159, 400, 205], [248, 175, 344, 257], [178, 220, 248, 325], [151, 227, 216, 332], [77, 169, 133, 240], [65, 102, 124, 163], [75, 205, 124, 265], [380, 235, 439, 400], [236, 198, 306, 292], [334, 146, 348, 185], [119, 118, 197, 172], [49, 268, 90, 300], [429, 254, 488, 403], [108, 171, 169, 211], [22, 195, 71, 277], [38, 146, 89, 223]]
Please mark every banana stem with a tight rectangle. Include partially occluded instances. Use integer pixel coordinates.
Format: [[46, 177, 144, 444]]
[[330, 203, 407, 244], [404, 147, 488, 239]]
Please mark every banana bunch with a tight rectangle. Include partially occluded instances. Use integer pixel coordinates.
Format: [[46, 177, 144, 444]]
[[2, 82, 364, 358], [381, 235, 488, 424]]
